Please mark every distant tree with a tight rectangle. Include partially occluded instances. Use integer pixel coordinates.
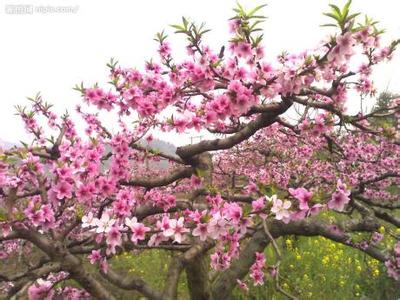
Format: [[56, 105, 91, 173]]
[[369, 91, 399, 129]]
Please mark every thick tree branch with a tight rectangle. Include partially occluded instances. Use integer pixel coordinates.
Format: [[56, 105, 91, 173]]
[[101, 268, 162, 300], [356, 172, 400, 194], [162, 256, 184, 300], [372, 208, 400, 227], [130, 142, 185, 165], [163, 241, 215, 300], [61, 253, 116, 300], [134, 201, 191, 221], [176, 97, 293, 160], [186, 255, 211, 300], [12, 227, 116, 300], [6, 262, 61, 298], [120, 167, 194, 188]]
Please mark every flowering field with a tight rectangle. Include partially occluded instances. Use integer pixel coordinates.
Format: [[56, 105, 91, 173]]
[[106, 212, 400, 299]]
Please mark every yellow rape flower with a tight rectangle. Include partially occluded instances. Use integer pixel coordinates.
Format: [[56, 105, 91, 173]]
[[286, 239, 293, 249]]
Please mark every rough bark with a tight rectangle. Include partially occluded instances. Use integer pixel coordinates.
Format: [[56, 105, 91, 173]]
[[212, 229, 270, 299], [186, 255, 211, 300], [162, 256, 184, 300], [61, 253, 117, 300], [101, 268, 162, 300], [11, 228, 117, 300]]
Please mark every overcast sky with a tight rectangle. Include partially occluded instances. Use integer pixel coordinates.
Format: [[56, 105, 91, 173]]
[[1, 0, 399, 145]]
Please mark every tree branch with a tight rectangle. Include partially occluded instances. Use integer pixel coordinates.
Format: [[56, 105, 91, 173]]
[[101, 268, 162, 300], [120, 167, 194, 188], [176, 97, 293, 160]]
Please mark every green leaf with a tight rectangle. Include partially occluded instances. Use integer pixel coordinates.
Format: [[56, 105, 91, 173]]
[[347, 12, 359, 21], [323, 12, 341, 22], [320, 23, 338, 28], [254, 34, 263, 46], [195, 167, 206, 178], [258, 184, 267, 195], [182, 16, 189, 30], [0, 210, 8, 222], [106, 57, 118, 69], [170, 24, 185, 31], [200, 29, 211, 35], [328, 4, 342, 19], [73, 82, 84, 93], [248, 4, 267, 17], [248, 15, 267, 19], [342, 0, 352, 20], [236, 2, 245, 14], [249, 19, 265, 31], [20, 141, 29, 149]]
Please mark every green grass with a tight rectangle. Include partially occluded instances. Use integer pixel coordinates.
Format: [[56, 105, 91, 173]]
[[111, 249, 190, 299], [110, 232, 399, 300], [234, 235, 399, 299]]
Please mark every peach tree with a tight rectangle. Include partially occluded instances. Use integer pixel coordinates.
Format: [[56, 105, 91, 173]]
[[0, 1, 399, 299]]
